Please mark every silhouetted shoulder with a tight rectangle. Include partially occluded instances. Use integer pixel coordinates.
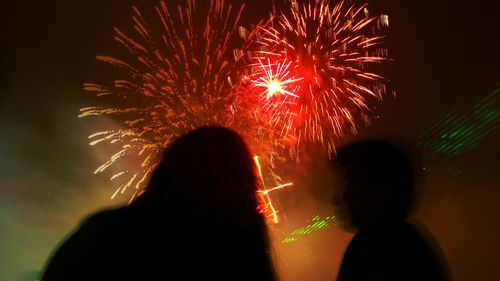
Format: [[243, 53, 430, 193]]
[[338, 221, 449, 281], [41, 207, 140, 281]]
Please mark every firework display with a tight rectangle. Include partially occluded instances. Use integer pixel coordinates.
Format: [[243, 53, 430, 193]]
[[80, 0, 391, 222]]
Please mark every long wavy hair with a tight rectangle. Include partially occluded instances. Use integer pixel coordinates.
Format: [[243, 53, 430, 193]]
[[133, 125, 277, 280]]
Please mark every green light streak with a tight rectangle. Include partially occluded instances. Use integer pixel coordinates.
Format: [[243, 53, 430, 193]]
[[418, 86, 500, 168], [281, 215, 336, 244]]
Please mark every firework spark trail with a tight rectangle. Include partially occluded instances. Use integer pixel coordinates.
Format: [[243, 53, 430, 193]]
[[245, 0, 390, 157], [79, 0, 247, 201], [254, 156, 293, 223]]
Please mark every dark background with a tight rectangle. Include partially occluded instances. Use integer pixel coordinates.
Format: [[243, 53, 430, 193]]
[[1, 0, 499, 280]]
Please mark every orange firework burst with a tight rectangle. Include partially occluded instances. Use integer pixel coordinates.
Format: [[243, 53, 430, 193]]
[[79, 0, 246, 201], [246, 0, 391, 156]]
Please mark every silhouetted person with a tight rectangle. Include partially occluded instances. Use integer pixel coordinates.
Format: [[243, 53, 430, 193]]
[[331, 140, 450, 281], [42, 126, 277, 281]]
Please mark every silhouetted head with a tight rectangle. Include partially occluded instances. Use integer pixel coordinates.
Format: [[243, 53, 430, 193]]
[[139, 125, 261, 224], [333, 139, 421, 231]]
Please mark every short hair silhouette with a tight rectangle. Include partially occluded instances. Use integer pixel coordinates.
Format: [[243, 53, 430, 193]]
[[333, 139, 450, 281], [42, 126, 277, 281]]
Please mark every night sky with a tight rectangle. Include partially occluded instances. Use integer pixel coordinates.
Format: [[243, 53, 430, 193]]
[[1, 0, 499, 280]]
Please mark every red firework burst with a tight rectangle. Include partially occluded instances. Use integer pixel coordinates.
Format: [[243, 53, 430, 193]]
[[247, 0, 390, 155]]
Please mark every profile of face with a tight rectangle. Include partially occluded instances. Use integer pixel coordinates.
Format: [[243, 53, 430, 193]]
[[331, 140, 416, 232]]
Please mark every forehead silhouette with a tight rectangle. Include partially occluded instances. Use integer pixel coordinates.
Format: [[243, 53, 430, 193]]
[[337, 140, 413, 178]]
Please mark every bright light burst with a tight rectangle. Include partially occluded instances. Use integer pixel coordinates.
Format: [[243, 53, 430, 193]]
[[251, 58, 303, 100], [246, 0, 391, 156]]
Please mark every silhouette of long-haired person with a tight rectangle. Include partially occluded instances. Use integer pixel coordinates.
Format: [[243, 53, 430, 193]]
[[42, 126, 278, 281], [331, 140, 450, 281]]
